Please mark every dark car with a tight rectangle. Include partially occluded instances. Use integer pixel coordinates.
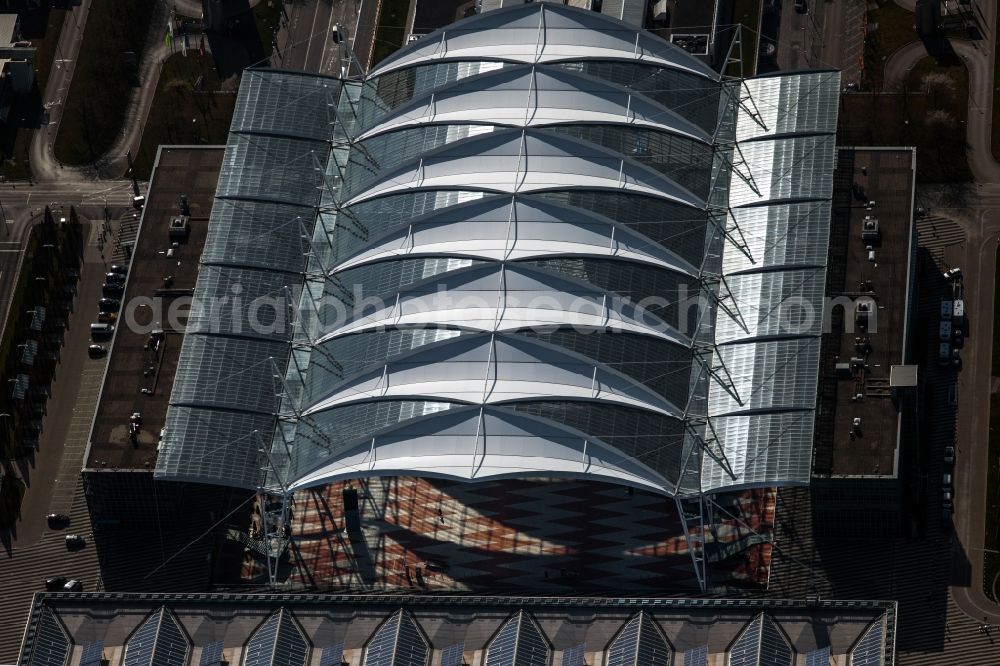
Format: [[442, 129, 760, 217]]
[[88, 344, 107, 358], [46, 513, 70, 527], [794, 0, 807, 12], [45, 576, 67, 591], [104, 272, 125, 283], [102, 282, 124, 295], [64, 534, 85, 550], [109, 264, 128, 275], [98, 298, 121, 310], [63, 579, 83, 592]]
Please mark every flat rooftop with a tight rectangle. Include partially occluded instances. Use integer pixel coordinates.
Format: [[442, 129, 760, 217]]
[[19, 593, 896, 666], [85, 147, 223, 470], [814, 148, 915, 477]]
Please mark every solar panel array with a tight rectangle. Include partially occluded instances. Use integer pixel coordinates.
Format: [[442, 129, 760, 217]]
[[28, 607, 71, 666], [440, 644, 465, 666], [319, 643, 344, 666], [684, 645, 708, 666], [850, 621, 883, 666], [199, 641, 224, 666], [804, 646, 831, 666], [729, 613, 794, 666], [606, 613, 670, 666], [363, 610, 429, 666], [441, 643, 465, 666], [122, 608, 189, 666], [560, 644, 585, 666], [758, 614, 793, 666], [485, 611, 549, 666], [80, 642, 104, 666], [243, 610, 309, 666]]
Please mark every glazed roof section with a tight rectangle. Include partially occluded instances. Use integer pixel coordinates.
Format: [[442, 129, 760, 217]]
[[156, 71, 343, 488], [367, 3, 721, 81], [698, 70, 839, 494], [156, 4, 839, 497]]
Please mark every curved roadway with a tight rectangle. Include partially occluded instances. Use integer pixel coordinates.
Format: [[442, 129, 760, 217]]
[[31, 0, 216, 183], [883, 0, 1000, 629]]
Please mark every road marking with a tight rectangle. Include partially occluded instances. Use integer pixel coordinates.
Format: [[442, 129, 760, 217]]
[[302, 0, 324, 71], [318, 0, 339, 75]]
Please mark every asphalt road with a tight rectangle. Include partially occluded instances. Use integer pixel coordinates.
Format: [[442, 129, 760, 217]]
[[771, 0, 863, 82], [30, 0, 92, 184], [276, 0, 377, 75]]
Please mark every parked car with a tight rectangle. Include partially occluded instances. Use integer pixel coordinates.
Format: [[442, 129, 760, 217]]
[[90, 323, 114, 340], [63, 579, 83, 592], [64, 534, 85, 550], [943, 267, 962, 281], [794, 0, 807, 13], [109, 264, 128, 275], [102, 282, 124, 295], [97, 311, 117, 323], [88, 345, 107, 358], [942, 490, 953, 510], [98, 298, 121, 310], [46, 513, 70, 527], [104, 272, 125, 284], [944, 446, 955, 464], [943, 473, 953, 488], [44, 576, 67, 591]]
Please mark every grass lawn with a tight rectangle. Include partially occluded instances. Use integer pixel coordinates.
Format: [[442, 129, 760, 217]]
[[864, 2, 918, 89], [53, 0, 156, 166], [0, 474, 26, 530], [0, 4, 66, 180], [370, 0, 410, 67], [133, 54, 237, 180], [840, 56, 971, 183]]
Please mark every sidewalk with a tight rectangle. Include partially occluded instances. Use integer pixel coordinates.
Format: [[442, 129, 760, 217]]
[[6, 213, 120, 549]]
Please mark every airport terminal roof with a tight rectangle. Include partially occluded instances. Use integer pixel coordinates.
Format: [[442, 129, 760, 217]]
[[157, 3, 840, 498]]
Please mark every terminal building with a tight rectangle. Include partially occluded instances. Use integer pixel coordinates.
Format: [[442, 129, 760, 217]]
[[17, 593, 897, 666], [77, 2, 915, 600]]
